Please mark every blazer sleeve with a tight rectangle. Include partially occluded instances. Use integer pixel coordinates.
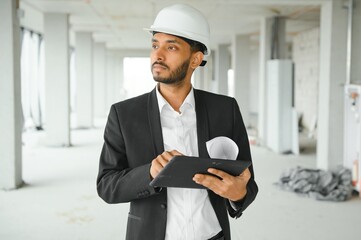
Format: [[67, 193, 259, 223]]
[[226, 99, 258, 218], [96, 104, 160, 204]]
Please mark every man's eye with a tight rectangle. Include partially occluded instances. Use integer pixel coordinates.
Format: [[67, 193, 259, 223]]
[[168, 46, 176, 51], [152, 45, 158, 49]]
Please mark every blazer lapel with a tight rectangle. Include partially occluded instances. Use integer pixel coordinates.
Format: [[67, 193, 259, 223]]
[[194, 89, 210, 158], [147, 88, 164, 156]]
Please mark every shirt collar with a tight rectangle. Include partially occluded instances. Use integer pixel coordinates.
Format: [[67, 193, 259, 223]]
[[156, 84, 195, 113]]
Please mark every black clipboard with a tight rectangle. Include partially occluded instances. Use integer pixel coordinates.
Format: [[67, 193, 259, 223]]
[[149, 156, 251, 189]]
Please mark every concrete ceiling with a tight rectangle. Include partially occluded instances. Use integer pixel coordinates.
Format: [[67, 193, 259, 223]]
[[20, 0, 324, 51]]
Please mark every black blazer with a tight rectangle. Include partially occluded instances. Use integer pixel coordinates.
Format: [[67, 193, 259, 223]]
[[97, 88, 258, 240]]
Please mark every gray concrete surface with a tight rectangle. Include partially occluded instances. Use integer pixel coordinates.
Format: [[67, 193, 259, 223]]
[[1, 124, 360, 240]]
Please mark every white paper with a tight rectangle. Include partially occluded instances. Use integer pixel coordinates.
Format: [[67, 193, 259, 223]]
[[206, 136, 239, 160]]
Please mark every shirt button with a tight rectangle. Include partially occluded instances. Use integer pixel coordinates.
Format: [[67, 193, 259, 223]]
[[160, 203, 167, 209]]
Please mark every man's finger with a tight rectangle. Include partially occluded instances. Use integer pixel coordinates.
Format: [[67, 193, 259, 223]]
[[207, 168, 230, 181], [161, 151, 173, 160], [239, 168, 251, 179], [193, 173, 223, 190], [156, 155, 170, 167], [150, 158, 165, 179], [169, 150, 182, 157]]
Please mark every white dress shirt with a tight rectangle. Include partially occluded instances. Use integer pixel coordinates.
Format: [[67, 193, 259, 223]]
[[156, 86, 222, 240]]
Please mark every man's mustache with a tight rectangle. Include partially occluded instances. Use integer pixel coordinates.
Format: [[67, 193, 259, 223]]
[[152, 61, 169, 69]]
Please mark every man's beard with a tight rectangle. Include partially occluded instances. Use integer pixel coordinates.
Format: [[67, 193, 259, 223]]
[[152, 58, 190, 85]]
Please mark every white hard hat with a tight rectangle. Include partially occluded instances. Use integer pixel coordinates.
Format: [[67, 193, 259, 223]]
[[145, 4, 211, 57]]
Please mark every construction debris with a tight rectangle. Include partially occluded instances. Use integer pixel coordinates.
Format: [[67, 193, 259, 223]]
[[276, 166, 353, 201]]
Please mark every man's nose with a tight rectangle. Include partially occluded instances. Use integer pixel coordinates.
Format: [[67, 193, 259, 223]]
[[152, 48, 165, 62]]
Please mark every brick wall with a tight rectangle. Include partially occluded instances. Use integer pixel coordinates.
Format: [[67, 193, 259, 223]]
[[292, 27, 320, 132]]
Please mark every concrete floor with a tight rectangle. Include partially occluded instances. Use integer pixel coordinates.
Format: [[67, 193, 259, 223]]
[[1, 122, 361, 240]]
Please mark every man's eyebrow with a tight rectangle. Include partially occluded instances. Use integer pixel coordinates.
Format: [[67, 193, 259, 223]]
[[151, 38, 181, 44], [166, 39, 180, 44]]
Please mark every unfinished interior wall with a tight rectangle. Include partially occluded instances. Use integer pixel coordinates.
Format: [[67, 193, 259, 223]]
[[292, 27, 320, 132]]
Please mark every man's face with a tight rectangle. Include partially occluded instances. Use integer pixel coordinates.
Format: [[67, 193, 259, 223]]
[[150, 33, 192, 85]]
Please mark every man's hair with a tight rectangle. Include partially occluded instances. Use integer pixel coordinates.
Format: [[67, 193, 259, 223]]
[[178, 36, 207, 55]]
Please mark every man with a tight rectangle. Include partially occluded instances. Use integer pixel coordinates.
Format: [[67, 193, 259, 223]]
[[97, 4, 258, 240]]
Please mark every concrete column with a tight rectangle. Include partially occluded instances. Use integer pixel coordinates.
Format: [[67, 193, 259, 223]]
[[199, 67, 205, 90], [232, 35, 251, 127], [93, 42, 106, 118], [194, 67, 205, 90], [106, 51, 116, 107], [258, 17, 273, 145], [115, 54, 124, 102], [351, 0, 361, 83], [193, 68, 201, 89], [203, 54, 214, 92], [215, 44, 231, 95], [249, 48, 260, 124], [317, 0, 347, 170], [271, 17, 288, 59], [0, 0, 22, 189], [105, 51, 113, 108], [75, 32, 93, 128], [44, 13, 70, 146]]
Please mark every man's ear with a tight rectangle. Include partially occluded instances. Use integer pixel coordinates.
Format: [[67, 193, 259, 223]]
[[190, 52, 204, 69]]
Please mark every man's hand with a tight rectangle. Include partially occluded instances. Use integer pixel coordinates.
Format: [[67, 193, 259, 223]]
[[193, 167, 251, 202], [150, 150, 182, 179]]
